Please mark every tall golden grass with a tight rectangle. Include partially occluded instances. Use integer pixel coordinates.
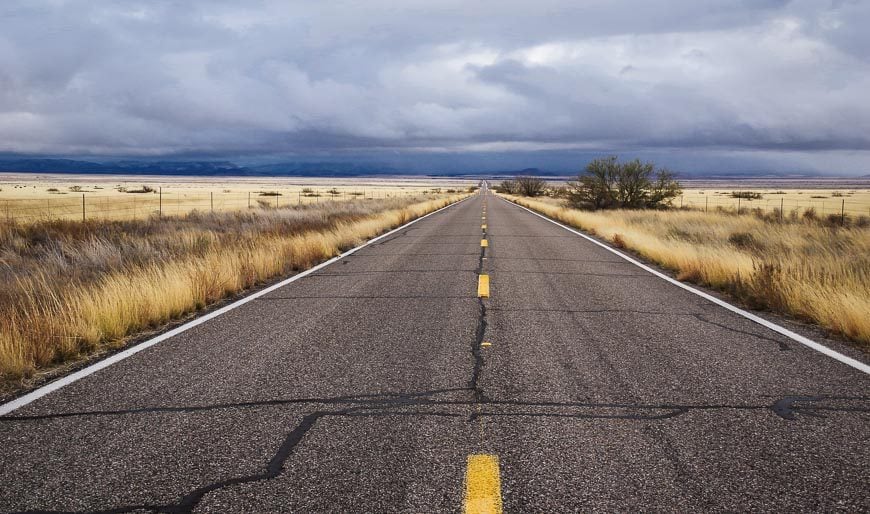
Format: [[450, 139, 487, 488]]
[[502, 194, 870, 348], [0, 195, 466, 383]]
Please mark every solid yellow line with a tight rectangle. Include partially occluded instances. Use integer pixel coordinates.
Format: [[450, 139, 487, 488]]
[[464, 454, 502, 514], [478, 274, 490, 297], [481, 239, 488, 248]]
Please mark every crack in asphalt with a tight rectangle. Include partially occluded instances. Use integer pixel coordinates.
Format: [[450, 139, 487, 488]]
[[486, 308, 793, 351], [486, 257, 628, 263], [8, 392, 868, 514], [346, 252, 482, 256], [306, 269, 478, 276], [471, 220, 489, 404], [257, 294, 475, 300], [5, 393, 866, 424], [482, 270, 652, 277], [489, 308, 702, 315], [689, 313, 792, 351]]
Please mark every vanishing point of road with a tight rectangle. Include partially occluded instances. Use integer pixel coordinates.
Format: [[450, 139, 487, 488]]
[[1, 187, 868, 512]]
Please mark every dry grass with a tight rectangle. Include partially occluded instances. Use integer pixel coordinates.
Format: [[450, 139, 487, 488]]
[[678, 188, 870, 218], [0, 194, 467, 383], [0, 175, 476, 223], [502, 194, 870, 348]]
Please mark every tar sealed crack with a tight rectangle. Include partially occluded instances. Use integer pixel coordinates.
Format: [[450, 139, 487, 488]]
[[471, 223, 489, 404], [6, 391, 869, 514]]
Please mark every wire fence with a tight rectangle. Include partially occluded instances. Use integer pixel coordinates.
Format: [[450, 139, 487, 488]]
[[676, 194, 870, 220], [0, 187, 445, 223]]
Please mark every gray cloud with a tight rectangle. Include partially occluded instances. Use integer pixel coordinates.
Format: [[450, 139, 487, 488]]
[[0, 0, 869, 173]]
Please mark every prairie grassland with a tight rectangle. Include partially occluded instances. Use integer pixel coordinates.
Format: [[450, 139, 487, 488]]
[[0, 174, 475, 223], [502, 194, 870, 348], [0, 193, 467, 384], [678, 188, 870, 218]]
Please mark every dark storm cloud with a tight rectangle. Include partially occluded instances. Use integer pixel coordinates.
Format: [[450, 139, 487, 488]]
[[0, 0, 869, 172]]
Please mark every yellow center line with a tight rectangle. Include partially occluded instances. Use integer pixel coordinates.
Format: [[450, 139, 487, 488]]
[[477, 274, 490, 298], [480, 239, 488, 248], [464, 454, 503, 514], [481, 224, 487, 230]]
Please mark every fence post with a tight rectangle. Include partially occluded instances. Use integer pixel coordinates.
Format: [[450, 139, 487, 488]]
[[82, 194, 86, 221], [737, 196, 741, 214], [680, 195, 683, 209], [780, 198, 784, 221], [248, 191, 251, 209], [210, 192, 214, 212], [276, 191, 279, 209], [841, 199, 846, 225], [705, 196, 708, 213], [159, 187, 163, 218]]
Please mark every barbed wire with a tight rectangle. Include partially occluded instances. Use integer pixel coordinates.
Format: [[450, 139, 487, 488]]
[[0, 188, 441, 222]]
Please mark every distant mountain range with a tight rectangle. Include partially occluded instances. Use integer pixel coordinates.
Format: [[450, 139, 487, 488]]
[[0, 158, 408, 177], [0, 158, 578, 178], [0, 158, 864, 179]]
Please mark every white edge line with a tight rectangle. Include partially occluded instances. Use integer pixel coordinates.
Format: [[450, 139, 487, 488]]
[[501, 196, 870, 375], [0, 195, 472, 416]]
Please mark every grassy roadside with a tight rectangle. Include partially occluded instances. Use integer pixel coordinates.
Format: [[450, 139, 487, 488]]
[[0, 194, 468, 384], [500, 194, 870, 349]]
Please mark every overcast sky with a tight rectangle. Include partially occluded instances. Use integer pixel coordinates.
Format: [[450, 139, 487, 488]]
[[1, 0, 869, 174]]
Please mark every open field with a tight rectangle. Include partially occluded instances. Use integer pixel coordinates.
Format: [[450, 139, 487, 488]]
[[539, 177, 870, 218], [678, 188, 870, 218], [0, 174, 476, 223], [501, 193, 870, 348], [0, 192, 468, 385]]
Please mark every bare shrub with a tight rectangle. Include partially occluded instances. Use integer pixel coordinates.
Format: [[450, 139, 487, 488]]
[[567, 156, 681, 210], [731, 191, 762, 200], [515, 176, 547, 197], [496, 180, 518, 194]]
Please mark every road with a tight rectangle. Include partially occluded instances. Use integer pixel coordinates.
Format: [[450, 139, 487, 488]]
[[1, 188, 868, 512]]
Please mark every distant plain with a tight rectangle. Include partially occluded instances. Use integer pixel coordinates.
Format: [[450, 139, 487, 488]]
[[0, 174, 476, 223]]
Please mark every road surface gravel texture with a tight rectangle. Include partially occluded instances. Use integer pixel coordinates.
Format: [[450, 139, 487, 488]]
[[1, 188, 868, 512]]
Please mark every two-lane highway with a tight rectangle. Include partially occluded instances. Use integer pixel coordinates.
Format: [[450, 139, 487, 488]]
[[1, 188, 868, 512]]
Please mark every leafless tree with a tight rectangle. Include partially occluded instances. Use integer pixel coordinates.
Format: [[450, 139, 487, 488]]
[[568, 156, 681, 209], [515, 176, 547, 197]]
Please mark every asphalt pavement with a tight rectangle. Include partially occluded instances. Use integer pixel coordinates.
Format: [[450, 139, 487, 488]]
[[1, 187, 868, 512]]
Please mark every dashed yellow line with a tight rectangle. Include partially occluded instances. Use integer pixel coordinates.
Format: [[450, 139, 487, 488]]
[[464, 454, 503, 514], [481, 224, 487, 230], [480, 239, 488, 248], [477, 274, 490, 298]]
